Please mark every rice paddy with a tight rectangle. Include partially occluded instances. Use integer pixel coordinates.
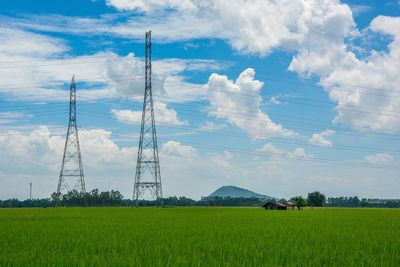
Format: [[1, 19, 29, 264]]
[[0, 207, 399, 266]]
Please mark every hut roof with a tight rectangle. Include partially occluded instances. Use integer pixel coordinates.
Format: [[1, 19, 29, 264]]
[[262, 201, 288, 207]]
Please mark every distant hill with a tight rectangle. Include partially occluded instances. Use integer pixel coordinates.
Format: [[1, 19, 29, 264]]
[[208, 186, 275, 199]]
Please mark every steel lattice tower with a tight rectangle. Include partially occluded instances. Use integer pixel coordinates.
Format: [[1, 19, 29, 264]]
[[133, 31, 163, 207], [57, 75, 86, 195]]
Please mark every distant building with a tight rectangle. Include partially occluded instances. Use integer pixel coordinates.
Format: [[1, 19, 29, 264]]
[[282, 201, 296, 209], [262, 201, 296, 210]]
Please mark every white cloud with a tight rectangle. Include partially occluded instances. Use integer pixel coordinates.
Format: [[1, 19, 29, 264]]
[[287, 147, 313, 160], [0, 26, 222, 103], [198, 121, 226, 132], [161, 140, 198, 158], [309, 129, 335, 147], [111, 102, 186, 125], [0, 27, 67, 57], [257, 143, 312, 160], [106, 0, 197, 12], [269, 96, 281, 105], [100, 0, 354, 56], [365, 152, 394, 164], [0, 126, 138, 198], [349, 5, 372, 16], [0, 112, 33, 124], [0, 126, 136, 172], [206, 68, 296, 139], [289, 15, 400, 133], [2, 1, 353, 55], [257, 143, 284, 155], [0, 127, 398, 200]]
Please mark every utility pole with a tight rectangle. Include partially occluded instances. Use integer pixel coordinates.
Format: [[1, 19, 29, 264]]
[[57, 75, 86, 201], [29, 182, 32, 200], [133, 31, 163, 207]]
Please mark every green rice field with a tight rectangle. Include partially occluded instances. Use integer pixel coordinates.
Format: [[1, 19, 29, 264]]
[[0, 207, 399, 266]]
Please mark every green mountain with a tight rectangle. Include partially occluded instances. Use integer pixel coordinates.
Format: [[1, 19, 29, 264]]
[[208, 186, 275, 199]]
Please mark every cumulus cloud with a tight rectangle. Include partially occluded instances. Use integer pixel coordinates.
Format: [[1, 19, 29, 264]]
[[349, 4, 372, 16], [106, 0, 197, 12], [0, 126, 136, 172], [206, 68, 296, 139], [0, 1, 354, 55], [258, 143, 312, 160], [161, 140, 198, 158], [0, 112, 33, 124], [111, 102, 186, 125], [257, 143, 284, 155], [102, 0, 354, 56], [289, 15, 400, 133], [0, 126, 139, 198], [365, 152, 394, 164], [0, 127, 398, 200], [287, 148, 313, 160], [0, 27, 68, 57], [0, 26, 222, 103], [309, 129, 335, 147], [198, 121, 226, 132]]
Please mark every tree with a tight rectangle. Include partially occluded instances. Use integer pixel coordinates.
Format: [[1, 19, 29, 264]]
[[291, 196, 307, 210], [307, 191, 326, 207]]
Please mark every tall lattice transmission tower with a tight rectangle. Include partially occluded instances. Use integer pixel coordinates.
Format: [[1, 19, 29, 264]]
[[133, 31, 163, 207], [57, 75, 86, 196]]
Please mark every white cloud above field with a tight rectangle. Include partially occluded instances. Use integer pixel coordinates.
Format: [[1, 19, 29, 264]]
[[3, 0, 354, 56], [0, 126, 399, 200], [0, 112, 33, 124], [0, 126, 136, 173], [0, 126, 136, 199], [161, 140, 198, 158], [364, 152, 394, 164], [287, 148, 313, 160], [0, 26, 222, 103], [257, 144, 312, 160], [102, 0, 354, 56], [198, 121, 226, 132], [111, 102, 186, 125], [257, 143, 284, 155], [349, 4, 372, 16], [309, 129, 335, 147], [206, 68, 296, 139], [289, 15, 400, 133], [0, 126, 242, 199]]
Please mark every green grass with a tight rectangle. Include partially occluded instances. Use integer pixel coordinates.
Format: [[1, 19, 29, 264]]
[[0, 207, 399, 266]]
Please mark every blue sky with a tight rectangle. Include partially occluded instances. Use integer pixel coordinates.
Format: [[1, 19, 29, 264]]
[[0, 0, 399, 200]]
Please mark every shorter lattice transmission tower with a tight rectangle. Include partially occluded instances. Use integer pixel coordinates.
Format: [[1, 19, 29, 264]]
[[57, 75, 86, 196], [133, 31, 163, 207]]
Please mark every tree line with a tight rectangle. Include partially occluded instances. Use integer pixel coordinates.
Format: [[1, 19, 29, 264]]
[[326, 197, 400, 208], [1, 190, 399, 208]]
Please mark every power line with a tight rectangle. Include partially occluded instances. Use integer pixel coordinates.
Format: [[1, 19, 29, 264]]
[[0, 57, 399, 97], [76, 109, 400, 154], [2, 84, 400, 119], [155, 137, 400, 171], [2, 109, 398, 170], [2, 96, 400, 140], [70, 112, 400, 171]]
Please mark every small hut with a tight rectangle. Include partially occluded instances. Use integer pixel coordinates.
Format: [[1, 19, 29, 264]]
[[282, 201, 296, 210], [262, 201, 288, 210]]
